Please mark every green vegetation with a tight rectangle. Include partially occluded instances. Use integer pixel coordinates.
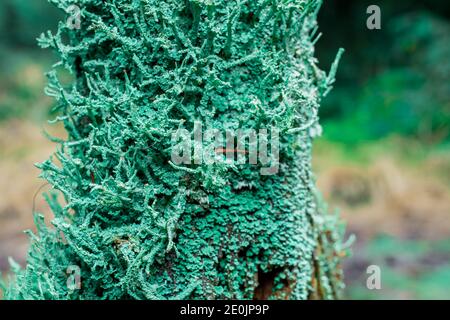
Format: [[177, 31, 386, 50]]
[[317, 0, 450, 145]]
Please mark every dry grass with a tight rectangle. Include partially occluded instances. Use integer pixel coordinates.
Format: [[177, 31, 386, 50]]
[[317, 157, 450, 241], [0, 120, 63, 271]]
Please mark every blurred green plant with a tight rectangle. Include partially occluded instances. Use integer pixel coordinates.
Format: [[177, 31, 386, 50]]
[[0, 0, 62, 122], [318, 5, 450, 145], [0, 0, 61, 49]]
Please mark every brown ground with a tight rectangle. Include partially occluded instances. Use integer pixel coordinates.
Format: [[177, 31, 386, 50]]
[[317, 157, 450, 241], [0, 120, 63, 271]]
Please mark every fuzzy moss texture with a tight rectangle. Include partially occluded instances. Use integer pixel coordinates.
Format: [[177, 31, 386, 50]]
[[1, 0, 346, 299]]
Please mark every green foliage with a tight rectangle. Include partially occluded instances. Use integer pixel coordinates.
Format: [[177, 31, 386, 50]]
[[0, 1, 62, 122], [318, 5, 450, 145], [0, 57, 55, 123], [0, 0, 62, 49], [3, 0, 344, 300]]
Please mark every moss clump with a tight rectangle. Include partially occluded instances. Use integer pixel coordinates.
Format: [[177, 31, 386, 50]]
[[2, 0, 345, 299]]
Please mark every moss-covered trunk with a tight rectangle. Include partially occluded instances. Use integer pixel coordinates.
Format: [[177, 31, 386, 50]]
[[2, 0, 345, 300]]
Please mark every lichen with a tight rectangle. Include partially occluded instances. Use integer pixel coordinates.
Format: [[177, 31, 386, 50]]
[[2, 0, 346, 300]]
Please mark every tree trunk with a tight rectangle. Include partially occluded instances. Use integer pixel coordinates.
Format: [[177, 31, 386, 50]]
[[2, 0, 345, 300]]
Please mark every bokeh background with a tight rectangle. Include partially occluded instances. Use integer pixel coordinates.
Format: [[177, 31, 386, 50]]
[[0, 0, 449, 299]]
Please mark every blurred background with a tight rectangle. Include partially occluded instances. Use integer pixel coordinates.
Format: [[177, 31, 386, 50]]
[[0, 0, 449, 299]]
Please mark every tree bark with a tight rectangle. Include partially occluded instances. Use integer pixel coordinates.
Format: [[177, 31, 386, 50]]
[[2, 0, 345, 300]]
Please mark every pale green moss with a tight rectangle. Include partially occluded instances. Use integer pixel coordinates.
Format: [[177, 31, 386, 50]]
[[2, 0, 345, 300]]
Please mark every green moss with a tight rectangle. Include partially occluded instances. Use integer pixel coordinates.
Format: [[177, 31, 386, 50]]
[[3, 0, 345, 300]]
